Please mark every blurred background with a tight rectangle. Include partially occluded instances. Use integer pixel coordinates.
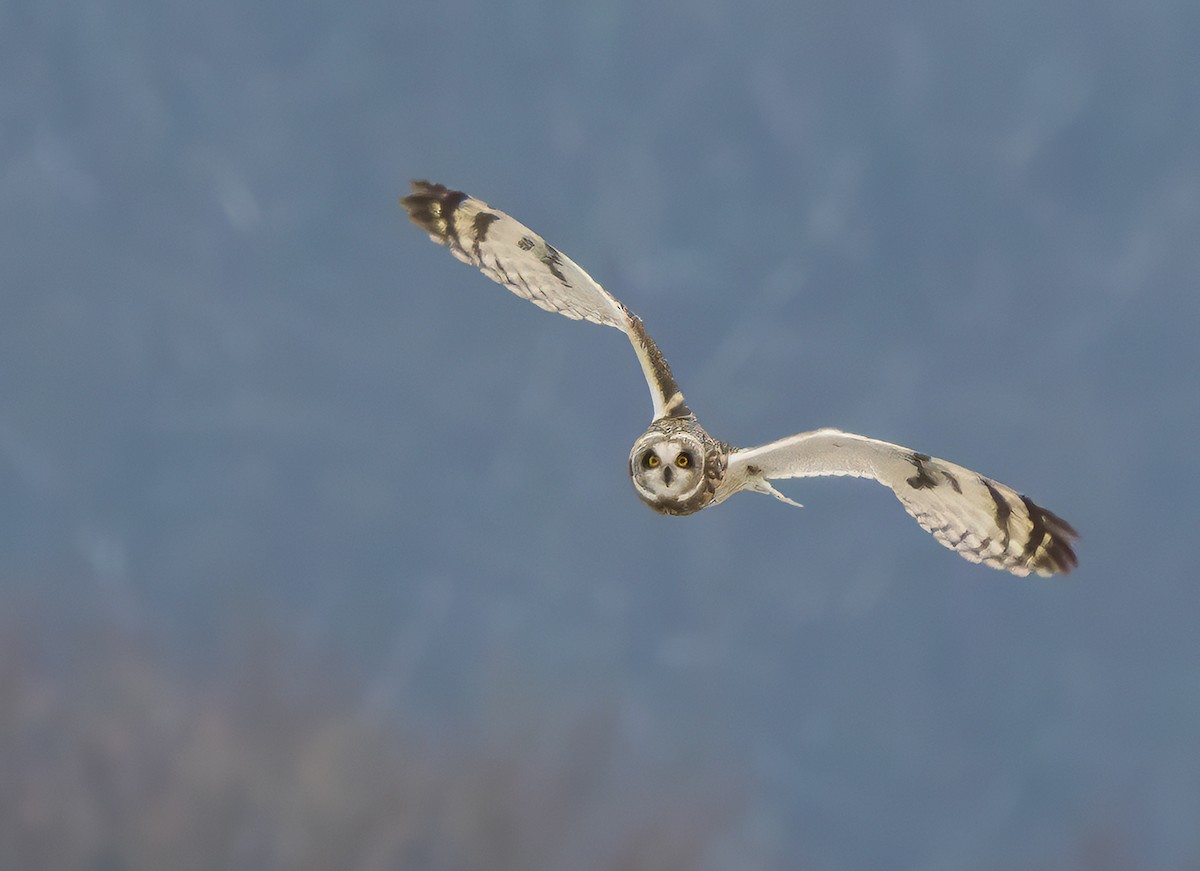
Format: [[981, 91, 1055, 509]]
[[3, 0, 1198, 868]]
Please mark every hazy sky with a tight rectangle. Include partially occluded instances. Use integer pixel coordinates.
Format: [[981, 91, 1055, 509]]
[[3, 0, 1199, 867]]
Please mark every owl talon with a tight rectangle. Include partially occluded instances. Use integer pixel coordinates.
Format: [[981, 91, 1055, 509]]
[[761, 481, 803, 508]]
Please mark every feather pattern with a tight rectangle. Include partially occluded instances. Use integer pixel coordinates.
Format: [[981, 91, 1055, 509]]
[[402, 180, 1077, 577], [724, 429, 1078, 576], [401, 181, 689, 421]]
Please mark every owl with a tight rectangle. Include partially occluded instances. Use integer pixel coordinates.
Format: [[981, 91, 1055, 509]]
[[401, 181, 1077, 577]]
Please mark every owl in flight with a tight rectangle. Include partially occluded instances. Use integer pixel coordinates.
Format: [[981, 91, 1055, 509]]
[[401, 181, 1077, 577]]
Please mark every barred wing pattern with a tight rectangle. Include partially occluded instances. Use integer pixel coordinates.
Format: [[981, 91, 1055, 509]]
[[401, 181, 690, 421], [727, 429, 1078, 576]]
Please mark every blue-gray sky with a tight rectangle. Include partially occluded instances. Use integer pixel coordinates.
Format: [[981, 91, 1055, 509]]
[[3, 0, 1199, 867]]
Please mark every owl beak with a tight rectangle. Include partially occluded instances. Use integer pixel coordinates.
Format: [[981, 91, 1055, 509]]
[[662, 466, 673, 485]]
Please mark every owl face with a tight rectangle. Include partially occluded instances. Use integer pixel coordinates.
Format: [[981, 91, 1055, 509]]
[[628, 431, 709, 514]]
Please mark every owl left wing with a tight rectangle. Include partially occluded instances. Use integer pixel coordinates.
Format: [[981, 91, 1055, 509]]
[[725, 429, 1078, 577], [401, 181, 690, 421]]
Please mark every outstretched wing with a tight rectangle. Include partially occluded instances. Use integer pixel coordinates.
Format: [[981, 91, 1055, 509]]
[[726, 429, 1077, 577], [401, 180, 690, 421]]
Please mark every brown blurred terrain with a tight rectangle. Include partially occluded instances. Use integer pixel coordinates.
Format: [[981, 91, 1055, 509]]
[[0, 604, 733, 871], [0, 600, 1175, 870]]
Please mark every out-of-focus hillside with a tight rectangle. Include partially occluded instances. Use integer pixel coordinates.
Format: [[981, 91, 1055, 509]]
[[0, 604, 735, 871]]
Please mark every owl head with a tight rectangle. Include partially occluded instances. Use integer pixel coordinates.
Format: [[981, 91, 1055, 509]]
[[628, 427, 713, 515]]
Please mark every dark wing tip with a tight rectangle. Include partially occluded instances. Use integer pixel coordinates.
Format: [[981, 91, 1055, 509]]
[[1027, 502, 1080, 576], [399, 180, 467, 240]]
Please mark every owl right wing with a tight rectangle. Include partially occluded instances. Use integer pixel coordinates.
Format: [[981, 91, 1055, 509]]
[[401, 181, 690, 422], [726, 428, 1078, 577]]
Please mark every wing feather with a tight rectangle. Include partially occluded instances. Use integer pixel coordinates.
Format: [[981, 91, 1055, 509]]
[[401, 181, 689, 421], [726, 429, 1077, 577]]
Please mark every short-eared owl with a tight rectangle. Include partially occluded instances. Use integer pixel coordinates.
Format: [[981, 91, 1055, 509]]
[[401, 181, 1077, 577]]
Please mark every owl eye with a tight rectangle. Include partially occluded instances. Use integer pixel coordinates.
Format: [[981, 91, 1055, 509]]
[[643, 453, 660, 469], [675, 452, 693, 468]]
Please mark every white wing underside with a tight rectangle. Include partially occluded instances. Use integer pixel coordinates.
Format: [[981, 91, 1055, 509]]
[[725, 429, 1077, 577], [403, 181, 1077, 578], [401, 181, 688, 421]]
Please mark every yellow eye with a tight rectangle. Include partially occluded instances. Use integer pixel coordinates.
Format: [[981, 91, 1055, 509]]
[[644, 453, 660, 468], [675, 452, 692, 468]]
